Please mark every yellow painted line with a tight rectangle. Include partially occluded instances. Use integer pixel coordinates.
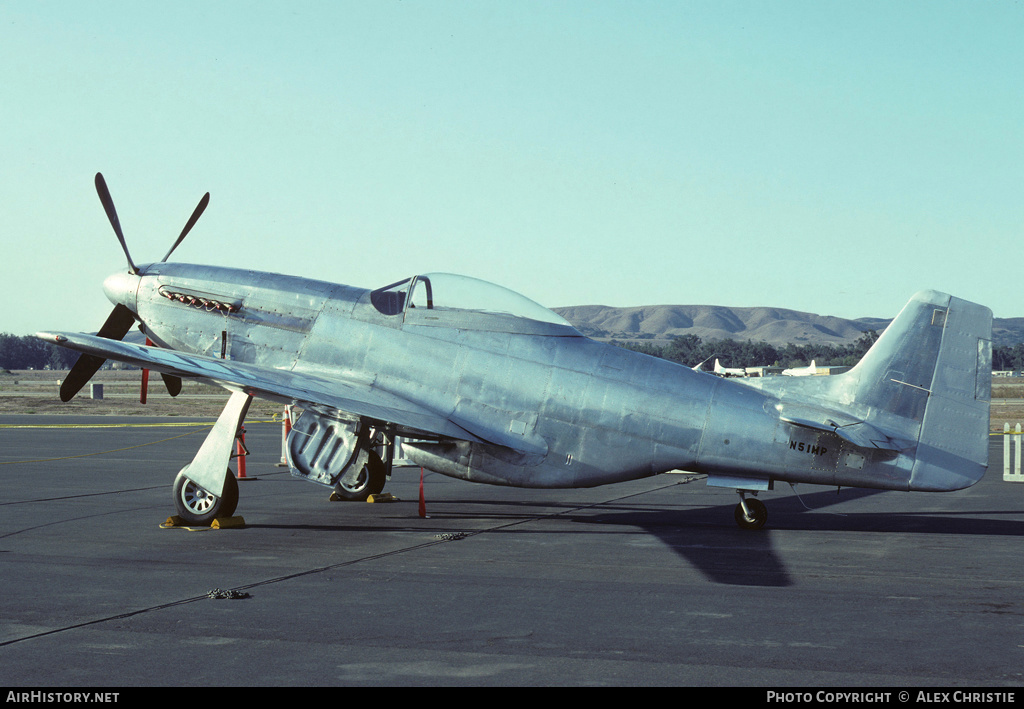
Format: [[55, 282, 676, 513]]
[[0, 428, 212, 465], [0, 420, 279, 465], [0, 422, 214, 429], [0, 419, 279, 430]]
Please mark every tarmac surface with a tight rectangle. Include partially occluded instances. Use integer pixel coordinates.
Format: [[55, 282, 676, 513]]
[[1, 414, 1023, 687]]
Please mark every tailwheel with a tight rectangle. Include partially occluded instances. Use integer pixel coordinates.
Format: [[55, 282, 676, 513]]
[[331, 450, 387, 502], [173, 468, 239, 525], [734, 495, 767, 530]]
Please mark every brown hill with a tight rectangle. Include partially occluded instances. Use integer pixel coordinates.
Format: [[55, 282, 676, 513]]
[[553, 304, 881, 346]]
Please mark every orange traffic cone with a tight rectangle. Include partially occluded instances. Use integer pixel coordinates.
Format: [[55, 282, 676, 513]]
[[235, 426, 257, 481]]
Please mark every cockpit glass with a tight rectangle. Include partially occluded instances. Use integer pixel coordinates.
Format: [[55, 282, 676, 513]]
[[371, 273, 570, 327], [369, 278, 411, 316]]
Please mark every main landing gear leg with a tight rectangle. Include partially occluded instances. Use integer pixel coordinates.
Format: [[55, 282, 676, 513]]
[[173, 391, 253, 525], [734, 491, 767, 530]]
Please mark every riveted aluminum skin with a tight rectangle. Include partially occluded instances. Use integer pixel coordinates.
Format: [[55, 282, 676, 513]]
[[42, 265, 993, 499]]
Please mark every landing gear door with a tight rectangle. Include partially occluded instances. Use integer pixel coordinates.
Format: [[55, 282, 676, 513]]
[[286, 411, 368, 487]]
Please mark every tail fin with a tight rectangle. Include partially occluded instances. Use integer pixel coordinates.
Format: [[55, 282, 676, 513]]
[[761, 291, 992, 491], [846, 290, 992, 490]]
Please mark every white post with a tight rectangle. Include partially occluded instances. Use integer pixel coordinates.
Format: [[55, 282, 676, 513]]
[[1004, 422, 1024, 482], [1016, 424, 1021, 479], [1004, 423, 1009, 478]]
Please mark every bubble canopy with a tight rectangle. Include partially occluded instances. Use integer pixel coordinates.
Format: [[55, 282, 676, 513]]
[[370, 273, 571, 327]]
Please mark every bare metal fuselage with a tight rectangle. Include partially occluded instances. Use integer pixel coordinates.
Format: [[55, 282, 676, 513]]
[[108, 262, 987, 495]]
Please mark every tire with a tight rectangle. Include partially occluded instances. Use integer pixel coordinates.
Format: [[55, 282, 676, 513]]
[[173, 469, 239, 525], [332, 450, 386, 502], [734, 498, 767, 530]]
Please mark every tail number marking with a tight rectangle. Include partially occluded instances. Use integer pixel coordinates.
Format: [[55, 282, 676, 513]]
[[789, 440, 828, 456]]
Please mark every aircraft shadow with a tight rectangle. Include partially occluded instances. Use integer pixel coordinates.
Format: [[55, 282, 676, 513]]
[[247, 484, 1024, 588], [577, 485, 1024, 587]]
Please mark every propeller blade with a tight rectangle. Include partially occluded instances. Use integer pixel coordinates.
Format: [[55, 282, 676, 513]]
[[162, 192, 210, 263], [161, 373, 183, 397], [95, 172, 139, 274], [60, 353, 107, 403], [95, 302, 136, 339], [138, 339, 182, 402], [60, 304, 136, 402]]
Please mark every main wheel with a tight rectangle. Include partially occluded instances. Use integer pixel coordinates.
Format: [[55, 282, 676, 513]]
[[332, 450, 386, 502], [734, 498, 767, 530], [173, 469, 239, 525]]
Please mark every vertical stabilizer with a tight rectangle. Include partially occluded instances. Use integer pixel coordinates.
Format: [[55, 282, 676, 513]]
[[750, 290, 993, 492], [846, 290, 992, 490]]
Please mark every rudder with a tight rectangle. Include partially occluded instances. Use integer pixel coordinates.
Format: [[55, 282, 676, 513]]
[[911, 294, 992, 490], [846, 290, 992, 490]]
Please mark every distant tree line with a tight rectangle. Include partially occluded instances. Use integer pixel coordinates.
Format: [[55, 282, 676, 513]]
[[992, 344, 1024, 371], [0, 334, 79, 371], [613, 331, 884, 369], [617, 331, 1024, 372]]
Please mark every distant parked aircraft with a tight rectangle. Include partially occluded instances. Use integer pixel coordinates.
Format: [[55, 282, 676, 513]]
[[713, 359, 746, 377], [783, 360, 818, 376]]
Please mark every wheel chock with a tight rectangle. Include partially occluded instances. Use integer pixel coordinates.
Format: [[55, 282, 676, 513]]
[[211, 516, 245, 529], [161, 515, 246, 530], [327, 492, 399, 502]]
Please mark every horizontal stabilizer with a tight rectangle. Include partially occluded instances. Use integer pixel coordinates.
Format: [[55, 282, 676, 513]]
[[777, 403, 913, 451]]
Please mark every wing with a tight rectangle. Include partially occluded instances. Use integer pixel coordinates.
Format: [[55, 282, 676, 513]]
[[37, 331, 506, 447]]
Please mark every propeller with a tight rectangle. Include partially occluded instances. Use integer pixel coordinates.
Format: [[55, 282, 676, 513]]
[[60, 173, 208, 402]]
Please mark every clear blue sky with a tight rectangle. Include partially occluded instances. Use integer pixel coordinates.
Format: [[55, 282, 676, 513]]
[[3, 1, 1021, 335]]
